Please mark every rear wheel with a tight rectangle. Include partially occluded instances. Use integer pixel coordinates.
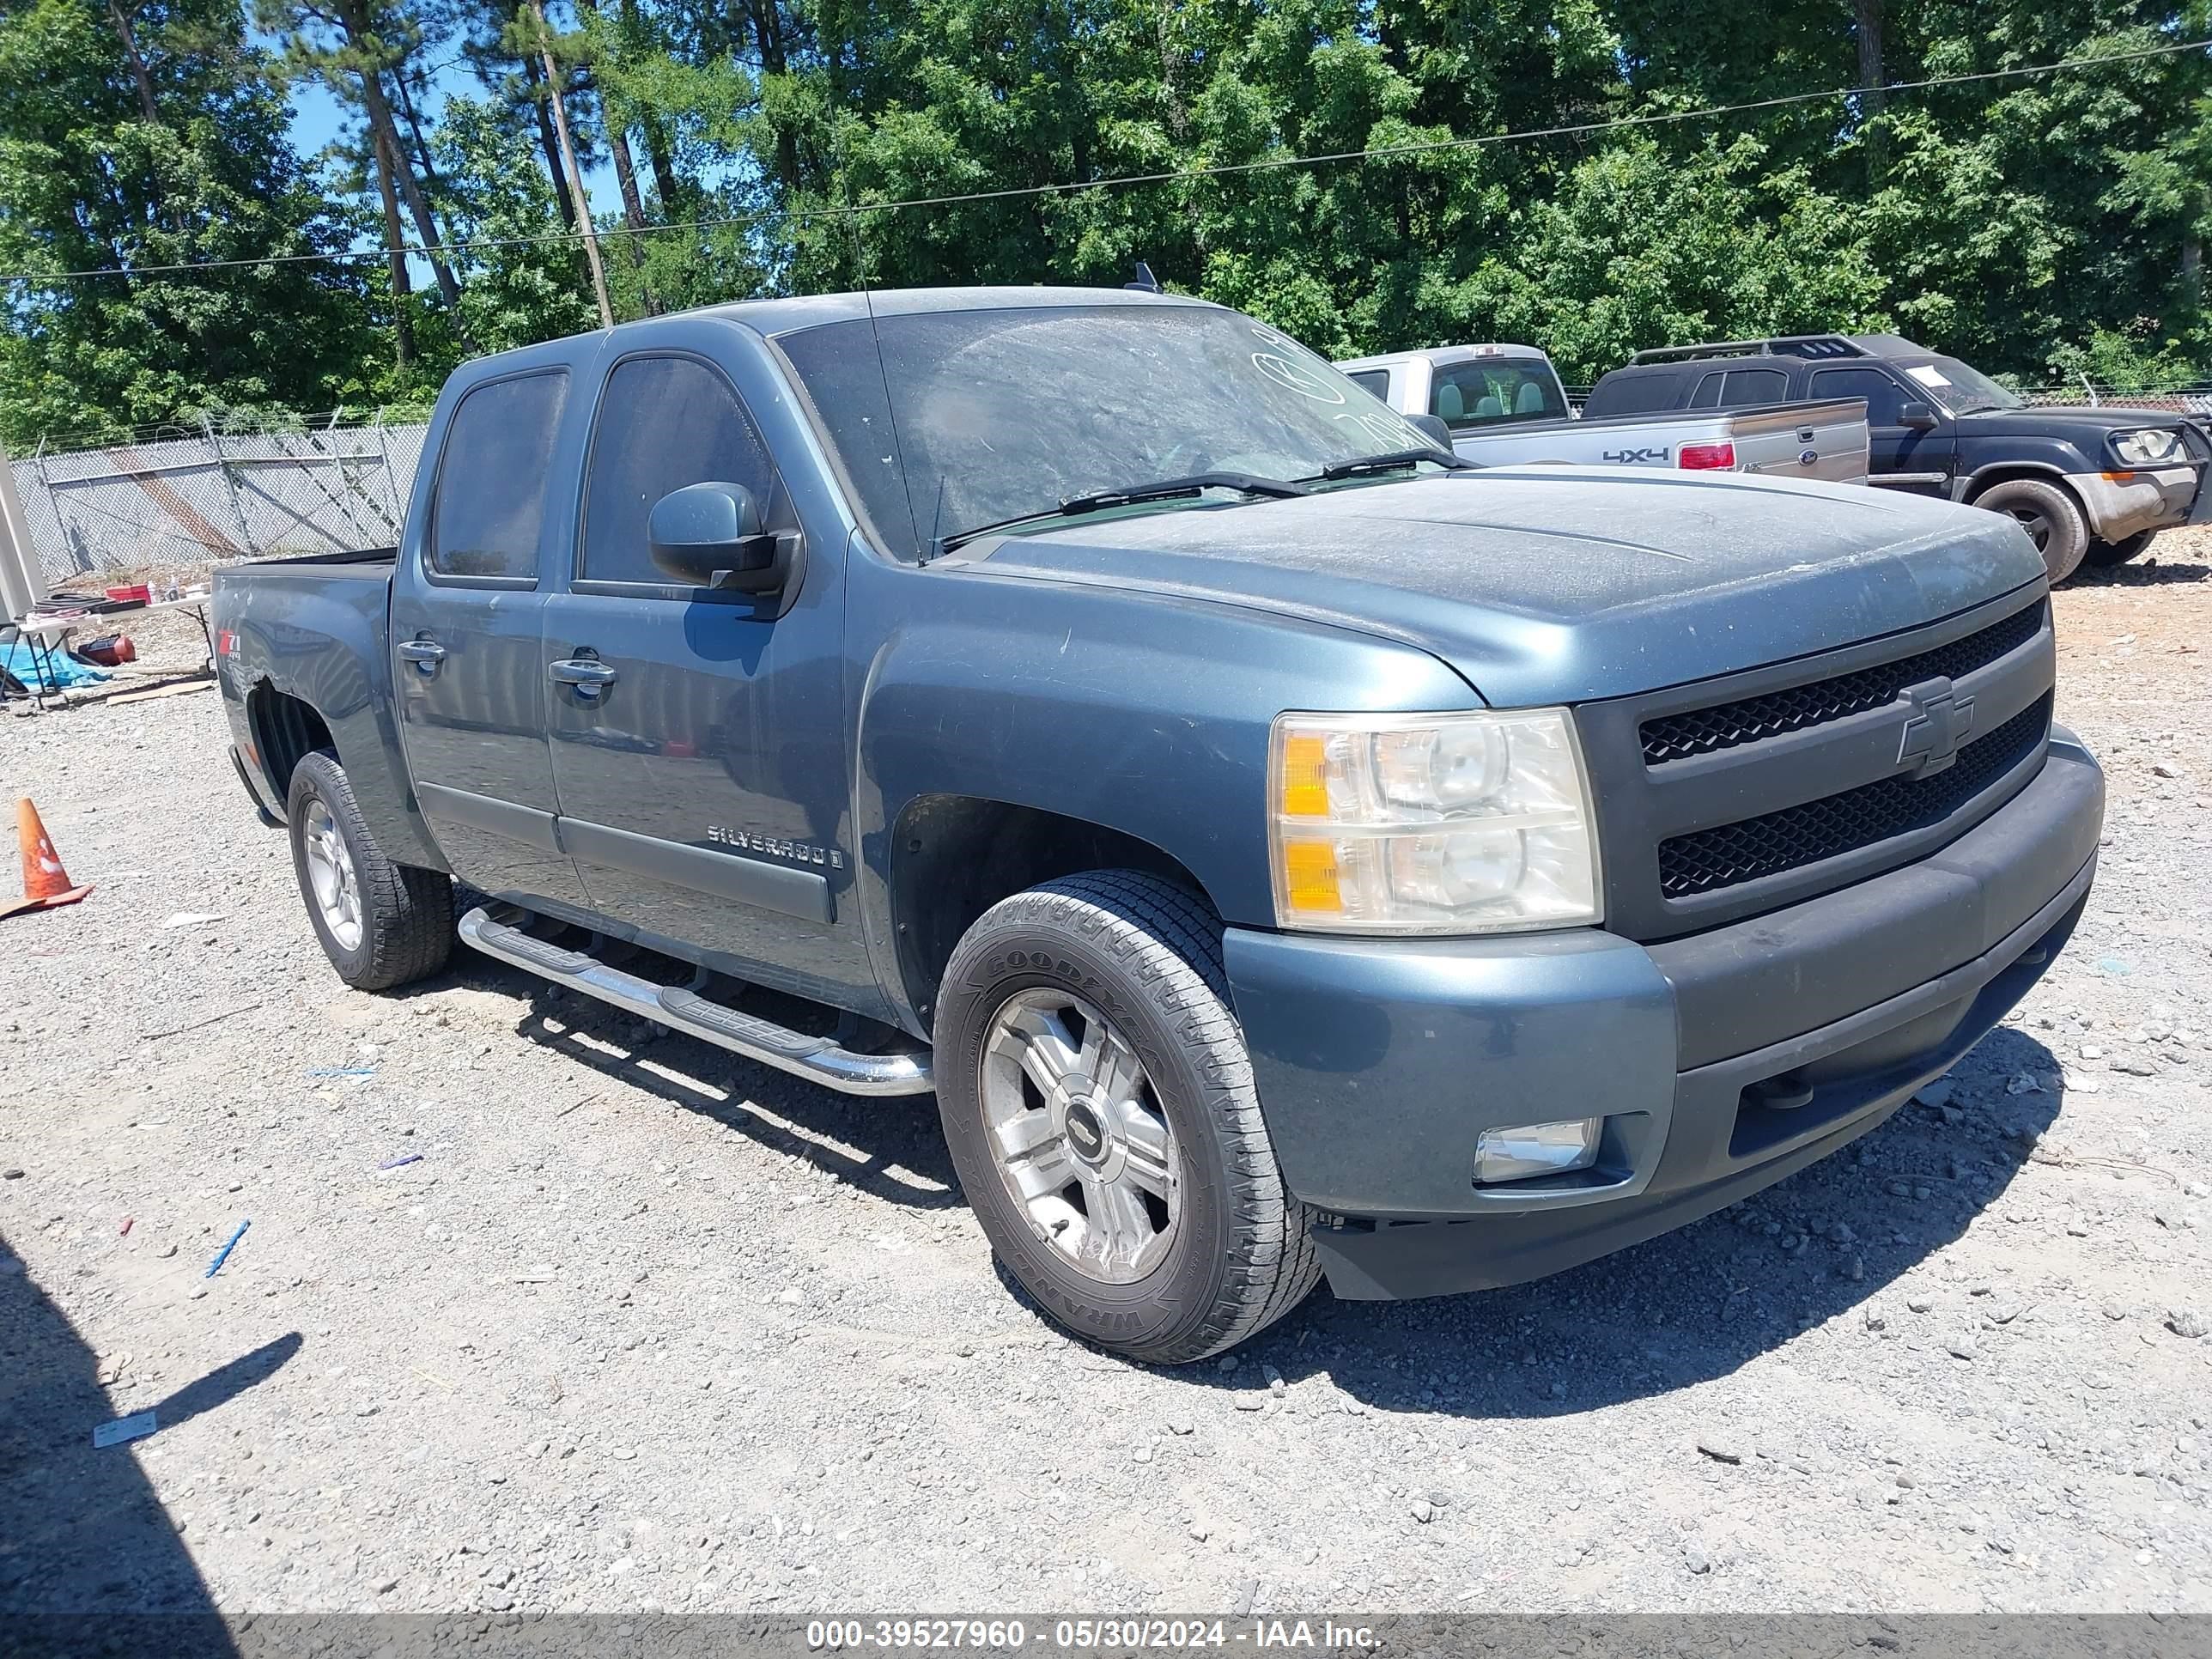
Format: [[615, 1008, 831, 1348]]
[[287, 750, 454, 990], [2083, 528, 2157, 568], [1973, 477, 2089, 584], [933, 871, 1320, 1364]]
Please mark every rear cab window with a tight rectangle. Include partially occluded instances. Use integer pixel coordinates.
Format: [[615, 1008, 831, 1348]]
[[428, 371, 568, 584], [1346, 368, 1391, 402], [1429, 358, 1565, 428]]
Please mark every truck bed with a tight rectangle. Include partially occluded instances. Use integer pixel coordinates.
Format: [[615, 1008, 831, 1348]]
[[1453, 398, 1869, 483]]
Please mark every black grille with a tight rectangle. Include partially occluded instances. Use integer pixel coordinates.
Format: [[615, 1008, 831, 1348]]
[[1657, 693, 2052, 899], [1641, 602, 2045, 766]]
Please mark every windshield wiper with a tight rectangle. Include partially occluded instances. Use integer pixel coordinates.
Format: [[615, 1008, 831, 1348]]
[[1306, 447, 1472, 482], [933, 471, 1308, 557]]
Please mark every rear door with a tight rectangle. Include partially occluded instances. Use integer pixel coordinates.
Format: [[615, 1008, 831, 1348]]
[[542, 343, 870, 1001], [1808, 365, 1955, 495], [388, 363, 595, 912]]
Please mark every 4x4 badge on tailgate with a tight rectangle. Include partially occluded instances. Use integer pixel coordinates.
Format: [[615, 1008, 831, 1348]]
[[1898, 681, 1976, 777]]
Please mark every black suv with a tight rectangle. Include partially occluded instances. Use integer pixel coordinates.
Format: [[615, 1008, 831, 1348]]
[[1584, 333, 2211, 581]]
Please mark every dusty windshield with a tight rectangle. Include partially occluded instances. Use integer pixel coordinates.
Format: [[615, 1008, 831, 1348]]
[[1909, 356, 2025, 416], [775, 303, 1429, 559]]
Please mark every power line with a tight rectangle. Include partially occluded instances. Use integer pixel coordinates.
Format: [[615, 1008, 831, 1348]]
[[4, 34, 2206, 285]]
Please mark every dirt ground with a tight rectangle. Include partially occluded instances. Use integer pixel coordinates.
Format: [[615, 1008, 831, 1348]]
[[2, 534, 2208, 1620]]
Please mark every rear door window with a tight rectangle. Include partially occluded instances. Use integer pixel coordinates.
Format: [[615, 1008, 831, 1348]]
[[1346, 368, 1390, 401], [1589, 369, 1677, 415], [429, 371, 568, 582], [1688, 373, 1723, 409], [579, 355, 781, 589], [1720, 368, 1789, 405], [1808, 367, 1911, 426]]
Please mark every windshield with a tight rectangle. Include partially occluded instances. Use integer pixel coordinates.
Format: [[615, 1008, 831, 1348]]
[[1429, 357, 1566, 428], [1905, 356, 2024, 416], [775, 304, 1430, 558]]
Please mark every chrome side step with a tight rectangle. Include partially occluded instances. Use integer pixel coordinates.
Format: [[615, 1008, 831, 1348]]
[[458, 906, 934, 1097]]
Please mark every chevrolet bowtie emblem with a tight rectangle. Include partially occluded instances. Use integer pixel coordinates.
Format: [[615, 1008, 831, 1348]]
[[1898, 680, 1976, 776]]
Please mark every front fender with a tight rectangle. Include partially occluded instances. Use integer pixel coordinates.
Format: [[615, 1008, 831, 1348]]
[[844, 551, 1474, 1020], [1957, 436, 2098, 495]]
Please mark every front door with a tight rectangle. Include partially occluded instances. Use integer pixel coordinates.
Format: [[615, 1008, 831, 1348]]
[[1808, 365, 1957, 498], [542, 349, 869, 1005], [388, 367, 594, 913]]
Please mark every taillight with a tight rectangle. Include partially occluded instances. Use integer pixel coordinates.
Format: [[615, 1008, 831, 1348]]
[[1677, 441, 1736, 471]]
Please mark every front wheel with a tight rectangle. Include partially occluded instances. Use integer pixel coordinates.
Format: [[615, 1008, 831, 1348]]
[[1973, 477, 2089, 584], [287, 750, 454, 990], [933, 872, 1321, 1364], [2083, 528, 2157, 568]]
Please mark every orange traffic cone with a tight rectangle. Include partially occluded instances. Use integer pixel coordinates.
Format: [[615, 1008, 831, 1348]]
[[2, 798, 94, 919]]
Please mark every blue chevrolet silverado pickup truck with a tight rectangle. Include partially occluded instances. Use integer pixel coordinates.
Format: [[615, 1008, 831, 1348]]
[[213, 287, 2104, 1364]]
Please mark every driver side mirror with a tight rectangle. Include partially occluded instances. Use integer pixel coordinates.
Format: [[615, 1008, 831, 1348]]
[[1407, 412, 1455, 451], [1898, 400, 1939, 432], [647, 482, 793, 594]]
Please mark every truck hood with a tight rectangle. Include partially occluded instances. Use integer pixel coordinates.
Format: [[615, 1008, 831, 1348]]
[[960, 467, 2044, 707], [1954, 404, 2202, 443]]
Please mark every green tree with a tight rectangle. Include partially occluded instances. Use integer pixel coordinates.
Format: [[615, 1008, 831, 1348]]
[[0, 0, 374, 443]]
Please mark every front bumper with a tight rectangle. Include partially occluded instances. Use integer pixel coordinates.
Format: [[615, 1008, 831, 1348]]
[[1223, 732, 2104, 1301], [2069, 465, 2206, 540]]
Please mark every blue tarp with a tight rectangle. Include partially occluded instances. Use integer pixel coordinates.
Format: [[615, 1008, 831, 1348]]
[[2, 638, 112, 693]]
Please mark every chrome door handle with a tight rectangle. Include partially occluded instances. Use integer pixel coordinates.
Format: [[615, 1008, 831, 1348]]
[[550, 658, 617, 690], [397, 638, 446, 673]]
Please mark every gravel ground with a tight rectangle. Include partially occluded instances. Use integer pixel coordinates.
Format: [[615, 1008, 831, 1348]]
[[3, 540, 2209, 1620]]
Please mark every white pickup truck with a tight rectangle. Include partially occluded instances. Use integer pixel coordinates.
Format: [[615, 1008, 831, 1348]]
[[1338, 342, 1871, 483]]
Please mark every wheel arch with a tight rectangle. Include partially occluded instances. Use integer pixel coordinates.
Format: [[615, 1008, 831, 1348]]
[[887, 795, 1217, 1031], [1961, 462, 2079, 507], [244, 678, 337, 799]]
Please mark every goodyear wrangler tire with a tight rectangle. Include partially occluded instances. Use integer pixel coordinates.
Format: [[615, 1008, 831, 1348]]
[[933, 871, 1321, 1364], [287, 749, 454, 991]]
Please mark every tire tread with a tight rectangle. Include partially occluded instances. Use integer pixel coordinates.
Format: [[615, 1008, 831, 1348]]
[[944, 870, 1321, 1364], [289, 750, 453, 992]]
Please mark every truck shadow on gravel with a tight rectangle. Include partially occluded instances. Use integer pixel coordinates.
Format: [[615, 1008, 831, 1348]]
[[1219, 1026, 2069, 1419], [2071, 559, 2208, 587], [499, 974, 963, 1209], [456, 956, 2067, 1414], [0, 1229, 294, 1646]]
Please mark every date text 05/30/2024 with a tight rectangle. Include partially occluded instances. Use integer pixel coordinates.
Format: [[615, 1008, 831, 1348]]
[[806, 1620, 1379, 1651]]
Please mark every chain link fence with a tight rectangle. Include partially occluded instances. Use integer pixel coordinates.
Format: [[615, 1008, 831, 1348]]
[[9, 417, 429, 584]]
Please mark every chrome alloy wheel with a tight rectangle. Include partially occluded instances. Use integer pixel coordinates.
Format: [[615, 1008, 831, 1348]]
[[301, 799, 363, 951], [979, 988, 1182, 1284]]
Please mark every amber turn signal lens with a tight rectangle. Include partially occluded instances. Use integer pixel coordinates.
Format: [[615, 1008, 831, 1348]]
[[1279, 838, 1342, 915], [1279, 734, 1331, 817]]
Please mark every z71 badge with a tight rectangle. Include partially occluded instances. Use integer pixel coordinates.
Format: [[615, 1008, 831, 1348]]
[[707, 825, 844, 868]]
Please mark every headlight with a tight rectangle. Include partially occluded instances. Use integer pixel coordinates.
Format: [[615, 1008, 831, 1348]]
[[1268, 708, 1602, 934], [2112, 428, 2181, 466]]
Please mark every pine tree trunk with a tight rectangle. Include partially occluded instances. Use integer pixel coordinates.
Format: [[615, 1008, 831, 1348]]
[[1856, 0, 1887, 179], [530, 0, 614, 329], [641, 111, 680, 211], [390, 67, 447, 196], [520, 52, 580, 230], [359, 67, 464, 312], [106, 0, 161, 124], [573, 0, 659, 313], [370, 126, 416, 368]]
